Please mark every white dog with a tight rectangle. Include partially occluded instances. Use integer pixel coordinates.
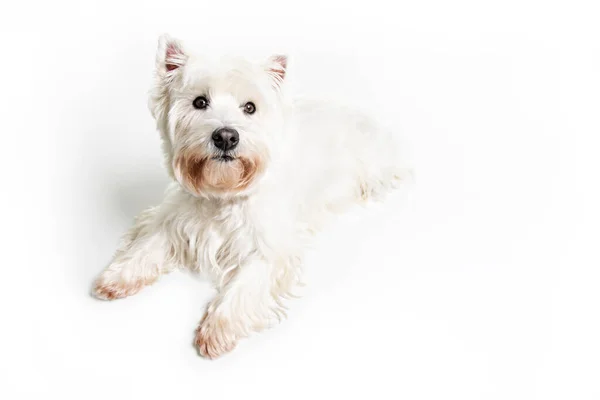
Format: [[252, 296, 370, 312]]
[[92, 34, 407, 359]]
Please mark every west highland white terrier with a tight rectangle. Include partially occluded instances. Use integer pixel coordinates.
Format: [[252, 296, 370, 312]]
[[92, 34, 408, 359]]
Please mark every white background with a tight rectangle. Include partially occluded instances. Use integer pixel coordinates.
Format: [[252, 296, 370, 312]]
[[1, 1, 599, 399]]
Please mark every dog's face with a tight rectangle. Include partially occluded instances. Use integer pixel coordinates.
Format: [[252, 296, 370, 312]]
[[149, 35, 287, 198]]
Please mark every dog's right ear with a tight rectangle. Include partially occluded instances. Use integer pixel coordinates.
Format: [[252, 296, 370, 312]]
[[156, 34, 187, 73], [150, 34, 188, 177]]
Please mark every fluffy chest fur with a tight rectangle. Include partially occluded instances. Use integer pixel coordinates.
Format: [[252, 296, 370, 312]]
[[159, 188, 259, 285]]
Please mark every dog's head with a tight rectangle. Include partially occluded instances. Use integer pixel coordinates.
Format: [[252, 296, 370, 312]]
[[149, 34, 287, 198]]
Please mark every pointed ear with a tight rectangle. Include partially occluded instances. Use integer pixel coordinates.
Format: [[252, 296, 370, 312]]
[[156, 34, 187, 73], [265, 55, 287, 88]]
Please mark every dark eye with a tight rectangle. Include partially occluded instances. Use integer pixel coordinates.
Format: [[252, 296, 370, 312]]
[[193, 96, 209, 110], [243, 101, 256, 114]]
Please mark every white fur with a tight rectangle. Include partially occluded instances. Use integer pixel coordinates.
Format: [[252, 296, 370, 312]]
[[92, 34, 409, 359]]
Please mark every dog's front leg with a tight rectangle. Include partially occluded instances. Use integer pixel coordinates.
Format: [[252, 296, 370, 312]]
[[92, 207, 177, 300], [194, 257, 295, 359]]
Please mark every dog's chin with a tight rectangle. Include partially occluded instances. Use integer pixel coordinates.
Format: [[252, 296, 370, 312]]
[[175, 152, 265, 197]]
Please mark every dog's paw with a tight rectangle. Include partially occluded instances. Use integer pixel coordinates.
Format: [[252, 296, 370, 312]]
[[194, 312, 238, 359], [91, 278, 148, 300]]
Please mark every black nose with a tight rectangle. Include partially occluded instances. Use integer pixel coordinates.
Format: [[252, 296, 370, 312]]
[[211, 127, 239, 151]]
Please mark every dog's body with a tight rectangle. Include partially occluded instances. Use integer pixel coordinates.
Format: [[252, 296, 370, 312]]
[[93, 35, 407, 359]]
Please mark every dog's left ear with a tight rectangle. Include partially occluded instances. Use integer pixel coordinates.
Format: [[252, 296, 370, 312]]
[[265, 55, 287, 89]]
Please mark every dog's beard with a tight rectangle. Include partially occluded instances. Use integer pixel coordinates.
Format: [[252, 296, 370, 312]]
[[174, 148, 265, 196]]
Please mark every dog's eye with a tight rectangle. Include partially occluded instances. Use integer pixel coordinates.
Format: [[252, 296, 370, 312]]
[[193, 96, 209, 110], [243, 102, 256, 115]]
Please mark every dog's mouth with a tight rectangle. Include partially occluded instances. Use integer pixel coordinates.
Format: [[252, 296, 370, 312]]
[[212, 154, 235, 162]]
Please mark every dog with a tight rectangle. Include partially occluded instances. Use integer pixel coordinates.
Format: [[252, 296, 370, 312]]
[[92, 34, 407, 359]]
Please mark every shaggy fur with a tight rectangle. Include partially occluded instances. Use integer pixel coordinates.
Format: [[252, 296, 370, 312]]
[[92, 34, 408, 359]]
